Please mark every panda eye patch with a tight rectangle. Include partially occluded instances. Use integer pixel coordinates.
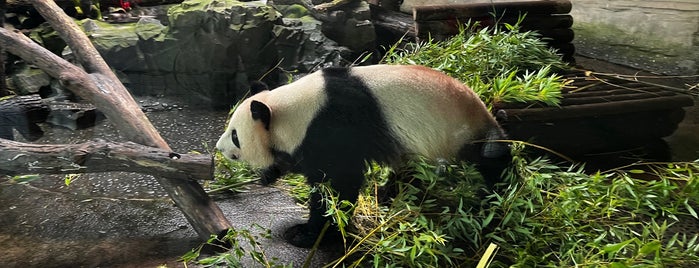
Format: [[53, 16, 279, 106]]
[[231, 130, 240, 148]]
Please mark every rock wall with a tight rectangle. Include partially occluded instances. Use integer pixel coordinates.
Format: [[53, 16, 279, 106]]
[[570, 0, 699, 75], [21, 0, 361, 108]]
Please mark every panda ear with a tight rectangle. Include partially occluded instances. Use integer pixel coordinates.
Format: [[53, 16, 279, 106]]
[[250, 81, 270, 95], [250, 100, 271, 130]]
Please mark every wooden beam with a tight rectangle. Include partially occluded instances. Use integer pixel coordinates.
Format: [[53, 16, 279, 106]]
[[371, 4, 416, 37], [0, 138, 214, 180], [412, 0, 573, 22], [501, 95, 694, 122], [414, 14, 574, 37]]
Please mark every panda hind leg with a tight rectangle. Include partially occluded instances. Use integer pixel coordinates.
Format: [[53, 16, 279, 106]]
[[458, 133, 512, 187], [481, 128, 513, 186]]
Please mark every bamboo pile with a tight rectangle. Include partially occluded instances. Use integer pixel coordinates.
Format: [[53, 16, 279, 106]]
[[370, 0, 575, 62]]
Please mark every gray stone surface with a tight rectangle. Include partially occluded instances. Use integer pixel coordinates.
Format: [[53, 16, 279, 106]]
[[8, 65, 51, 95], [25, 0, 354, 108], [571, 0, 699, 75]]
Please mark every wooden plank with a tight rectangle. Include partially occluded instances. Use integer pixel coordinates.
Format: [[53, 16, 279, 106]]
[[547, 42, 575, 57], [501, 95, 694, 121], [502, 108, 687, 157], [415, 15, 575, 43], [413, 0, 572, 21], [560, 92, 676, 105], [473, 14, 574, 29], [535, 28, 574, 43], [416, 22, 573, 43], [563, 88, 666, 98]]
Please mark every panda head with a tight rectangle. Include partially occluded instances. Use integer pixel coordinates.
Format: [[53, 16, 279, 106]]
[[216, 84, 276, 169]]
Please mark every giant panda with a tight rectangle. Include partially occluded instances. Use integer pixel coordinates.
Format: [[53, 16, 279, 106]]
[[216, 64, 511, 248]]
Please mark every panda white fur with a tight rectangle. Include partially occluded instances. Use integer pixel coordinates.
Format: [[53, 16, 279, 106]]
[[216, 64, 510, 247]]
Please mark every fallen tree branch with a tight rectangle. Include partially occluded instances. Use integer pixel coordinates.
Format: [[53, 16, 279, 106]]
[[0, 138, 213, 180], [0, 0, 232, 240]]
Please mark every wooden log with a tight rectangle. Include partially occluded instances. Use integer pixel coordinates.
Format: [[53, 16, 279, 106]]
[[416, 14, 573, 33], [0, 138, 213, 180], [415, 21, 574, 42], [482, 14, 573, 30], [547, 41, 575, 56], [500, 95, 694, 122], [366, 0, 400, 11], [502, 108, 686, 157], [413, 0, 573, 21], [560, 92, 676, 106], [497, 89, 679, 110], [1, 0, 231, 241], [563, 87, 665, 98], [0, 94, 50, 141], [535, 28, 574, 43], [371, 4, 416, 37]]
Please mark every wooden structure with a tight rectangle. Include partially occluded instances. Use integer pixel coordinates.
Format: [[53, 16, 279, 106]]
[[498, 71, 695, 162], [369, 0, 694, 162], [370, 0, 576, 62]]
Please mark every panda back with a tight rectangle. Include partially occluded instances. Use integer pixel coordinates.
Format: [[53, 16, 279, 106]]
[[298, 67, 404, 166], [348, 65, 496, 159]]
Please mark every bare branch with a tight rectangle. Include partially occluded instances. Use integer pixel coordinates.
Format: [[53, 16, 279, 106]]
[[0, 138, 214, 180]]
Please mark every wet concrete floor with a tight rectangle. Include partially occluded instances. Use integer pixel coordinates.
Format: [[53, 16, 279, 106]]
[[0, 58, 697, 267], [0, 98, 340, 267]]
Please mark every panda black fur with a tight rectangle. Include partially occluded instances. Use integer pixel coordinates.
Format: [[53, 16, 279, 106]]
[[216, 65, 511, 248]]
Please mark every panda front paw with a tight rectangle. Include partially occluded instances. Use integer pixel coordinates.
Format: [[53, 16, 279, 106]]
[[283, 223, 319, 248], [260, 166, 283, 185], [283, 223, 343, 248]]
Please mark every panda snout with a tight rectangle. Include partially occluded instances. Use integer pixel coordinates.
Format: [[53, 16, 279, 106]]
[[215, 147, 239, 160], [220, 151, 239, 160]]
